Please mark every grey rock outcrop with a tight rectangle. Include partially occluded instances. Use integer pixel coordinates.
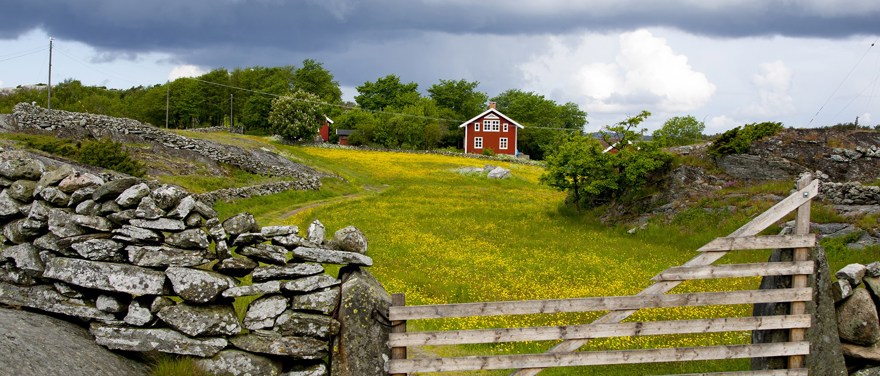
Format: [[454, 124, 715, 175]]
[[332, 267, 392, 376]]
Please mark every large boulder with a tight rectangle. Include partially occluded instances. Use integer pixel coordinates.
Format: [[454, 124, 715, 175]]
[[42, 257, 167, 296], [331, 267, 392, 376], [0, 307, 149, 376], [838, 288, 880, 346]]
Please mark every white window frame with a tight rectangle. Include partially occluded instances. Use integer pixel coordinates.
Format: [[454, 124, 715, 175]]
[[474, 137, 483, 149], [474, 122, 480, 131], [503, 123, 509, 132], [500, 137, 508, 150], [483, 119, 500, 132]]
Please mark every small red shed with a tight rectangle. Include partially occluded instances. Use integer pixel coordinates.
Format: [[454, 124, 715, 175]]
[[319, 116, 334, 142], [458, 102, 524, 156]]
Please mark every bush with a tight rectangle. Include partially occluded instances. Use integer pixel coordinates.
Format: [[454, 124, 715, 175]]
[[482, 148, 496, 156], [78, 138, 146, 177], [708, 121, 783, 158]]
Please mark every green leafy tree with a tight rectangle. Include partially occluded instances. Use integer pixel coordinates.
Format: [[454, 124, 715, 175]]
[[355, 75, 419, 112], [542, 111, 671, 210], [653, 115, 705, 147], [427, 79, 488, 120], [335, 109, 378, 146], [268, 90, 325, 142], [292, 59, 342, 105], [708, 121, 783, 157], [490, 89, 587, 159]]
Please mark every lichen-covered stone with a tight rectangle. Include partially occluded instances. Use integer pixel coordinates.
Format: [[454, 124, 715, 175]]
[[96, 294, 127, 313], [150, 296, 175, 314], [128, 218, 185, 231], [58, 172, 103, 193], [0, 282, 115, 321], [867, 261, 880, 278], [229, 332, 327, 358], [106, 209, 136, 225], [290, 287, 339, 315], [70, 238, 124, 261], [91, 177, 139, 202], [165, 266, 236, 303], [332, 267, 391, 376], [275, 311, 340, 339], [34, 164, 73, 194], [157, 303, 241, 337], [151, 184, 188, 210], [39, 187, 70, 206], [252, 263, 323, 282], [222, 213, 258, 236], [291, 247, 373, 266], [7, 180, 36, 202], [231, 232, 265, 247], [0, 190, 22, 217], [271, 233, 314, 248], [4, 218, 42, 243], [836, 263, 867, 287], [33, 232, 63, 252], [126, 245, 211, 267], [124, 299, 153, 326], [282, 274, 340, 293], [165, 228, 210, 249], [195, 350, 282, 376], [0, 243, 44, 276], [75, 199, 99, 215], [115, 183, 150, 208], [222, 281, 281, 298], [261, 225, 297, 237], [214, 256, 258, 278], [832, 279, 853, 302], [332, 226, 368, 254], [282, 363, 328, 376], [42, 257, 167, 295], [90, 323, 227, 357], [838, 288, 880, 346], [243, 295, 288, 330], [192, 199, 217, 218], [0, 151, 44, 180], [97, 200, 121, 216], [71, 214, 113, 232], [239, 243, 288, 265], [48, 208, 86, 238], [112, 225, 162, 244], [166, 195, 196, 219], [134, 196, 164, 219], [184, 213, 202, 228], [307, 220, 325, 244]]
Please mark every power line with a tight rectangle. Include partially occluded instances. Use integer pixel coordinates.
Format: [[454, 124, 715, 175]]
[[0, 47, 48, 63], [808, 39, 877, 126]]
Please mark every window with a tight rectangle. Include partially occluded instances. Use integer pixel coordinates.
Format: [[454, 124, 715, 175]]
[[475, 122, 480, 131], [484, 119, 500, 131], [503, 123, 509, 132], [500, 137, 508, 150], [474, 137, 483, 149]]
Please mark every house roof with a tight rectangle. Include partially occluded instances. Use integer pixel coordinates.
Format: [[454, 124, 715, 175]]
[[324, 115, 334, 124], [336, 129, 354, 136], [458, 109, 525, 129]]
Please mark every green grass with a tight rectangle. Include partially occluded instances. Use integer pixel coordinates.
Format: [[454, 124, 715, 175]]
[[146, 353, 207, 376]]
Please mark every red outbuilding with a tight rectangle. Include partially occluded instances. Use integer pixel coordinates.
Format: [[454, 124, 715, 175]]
[[458, 102, 524, 156]]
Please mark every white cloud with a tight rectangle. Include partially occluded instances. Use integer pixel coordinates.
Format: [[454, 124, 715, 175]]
[[742, 60, 794, 117], [168, 64, 208, 81], [859, 112, 872, 125], [519, 29, 716, 116], [706, 115, 740, 134]]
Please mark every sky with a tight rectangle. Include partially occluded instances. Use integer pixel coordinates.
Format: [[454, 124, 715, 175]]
[[1, 0, 879, 134]]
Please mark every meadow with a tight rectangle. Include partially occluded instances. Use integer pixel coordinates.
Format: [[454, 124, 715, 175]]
[[169, 132, 841, 375]]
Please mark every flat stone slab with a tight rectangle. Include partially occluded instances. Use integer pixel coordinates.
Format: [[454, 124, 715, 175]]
[[239, 243, 288, 265], [291, 247, 373, 266], [42, 257, 167, 295], [282, 274, 340, 293], [243, 295, 289, 330], [229, 332, 327, 359], [128, 218, 185, 231], [275, 310, 340, 339], [157, 304, 241, 337], [0, 307, 149, 376], [165, 266, 236, 303], [290, 287, 340, 315], [0, 282, 115, 321], [126, 245, 211, 267], [252, 263, 323, 282], [195, 350, 281, 376], [91, 323, 227, 357], [222, 281, 281, 298]]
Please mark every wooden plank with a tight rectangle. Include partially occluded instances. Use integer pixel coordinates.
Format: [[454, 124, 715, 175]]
[[389, 288, 812, 320], [666, 370, 809, 376], [390, 293, 407, 376], [387, 342, 810, 374], [789, 174, 813, 369], [511, 178, 818, 376], [389, 314, 811, 347], [652, 261, 814, 282], [697, 235, 816, 252]]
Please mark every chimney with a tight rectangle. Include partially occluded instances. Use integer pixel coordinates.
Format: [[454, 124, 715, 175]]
[[489, 101, 496, 109]]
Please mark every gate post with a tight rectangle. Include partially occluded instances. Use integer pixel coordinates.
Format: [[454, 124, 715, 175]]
[[390, 293, 407, 376], [788, 173, 813, 369]]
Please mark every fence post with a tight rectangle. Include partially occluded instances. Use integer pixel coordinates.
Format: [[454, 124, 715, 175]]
[[390, 293, 407, 376], [788, 173, 813, 369]]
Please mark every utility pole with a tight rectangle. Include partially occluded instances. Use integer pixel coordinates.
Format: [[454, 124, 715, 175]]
[[229, 93, 233, 131], [47, 37, 53, 109], [165, 84, 169, 128]]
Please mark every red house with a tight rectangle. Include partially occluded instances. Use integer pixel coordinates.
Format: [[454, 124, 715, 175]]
[[458, 102, 524, 156]]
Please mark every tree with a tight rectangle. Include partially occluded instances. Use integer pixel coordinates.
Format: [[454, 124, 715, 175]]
[[268, 90, 325, 142], [292, 59, 342, 105], [542, 111, 671, 210], [355, 75, 419, 112], [490, 89, 587, 159], [652, 115, 704, 147], [427, 79, 488, 120]]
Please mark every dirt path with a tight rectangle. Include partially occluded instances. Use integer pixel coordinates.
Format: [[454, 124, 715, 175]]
[[278, 184, 389, 219]]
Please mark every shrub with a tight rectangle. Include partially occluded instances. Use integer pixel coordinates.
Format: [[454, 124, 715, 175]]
[[708, 121, 783, 158], [482, 148, 496, 156], [79, 138, 146, 177]]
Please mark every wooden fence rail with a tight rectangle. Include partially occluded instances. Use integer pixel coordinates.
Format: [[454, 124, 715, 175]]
[[387, 174, 819, 375]]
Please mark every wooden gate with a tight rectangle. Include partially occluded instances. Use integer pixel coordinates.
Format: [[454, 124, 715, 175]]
[[387, 174, 819, 375]]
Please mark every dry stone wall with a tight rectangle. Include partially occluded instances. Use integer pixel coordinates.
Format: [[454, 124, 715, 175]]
[[833, 262, 880, 375], [0, 150, 388, 376]]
